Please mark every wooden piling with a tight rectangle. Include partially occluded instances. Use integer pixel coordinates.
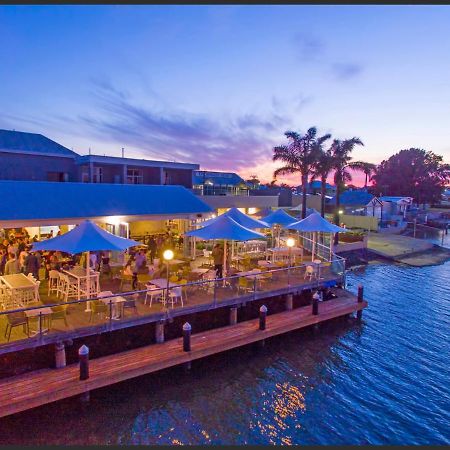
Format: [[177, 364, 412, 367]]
[[357, 285, 364, 320], [155, 321, 165, 343], [55, 342, 66, 369], [312, 292, 320, 316], [259, 305, 267, 330], [229, 307, 238, 326], [183, 322, 191, 352], [285, 294, 293, 311]]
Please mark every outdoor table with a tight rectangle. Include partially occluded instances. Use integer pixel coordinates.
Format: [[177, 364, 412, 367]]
[[63, 269, 99, 301], [149, 278, 179, 289], [0, 274, 39, 306], [98, 291, 127, 320], [25, 306, 52, 335], [267, 247, 303, 263]]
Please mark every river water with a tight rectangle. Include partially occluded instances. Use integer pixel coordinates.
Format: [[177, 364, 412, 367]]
[[0, 251, 449, 444]]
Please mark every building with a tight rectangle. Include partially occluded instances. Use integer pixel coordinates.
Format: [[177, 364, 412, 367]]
[[378, 196, 413, 220], [296, 180, 336, 196], [0, 129, 198, 188], [327, 190, 383, 217], [192, 170, 249, 196]]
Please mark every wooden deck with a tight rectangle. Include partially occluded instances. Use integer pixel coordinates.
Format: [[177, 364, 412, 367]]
[[0, 291, 366, 419], [0, 262, 343, 354]]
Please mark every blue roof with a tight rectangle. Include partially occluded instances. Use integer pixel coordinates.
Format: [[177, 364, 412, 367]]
[[193, 171, 248, 187], [298, 181, 335, 190], [0, 181, 212, 223], [379, 196, 412, 202], [0, 129, 78, 158], [328, 191, 374, 206]]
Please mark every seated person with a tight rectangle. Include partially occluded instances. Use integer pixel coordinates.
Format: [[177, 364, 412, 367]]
[[322, 288, 337, 301]]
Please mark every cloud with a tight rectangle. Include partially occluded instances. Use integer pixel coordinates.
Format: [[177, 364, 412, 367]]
[[78, 81, 296, 173], [330, 62, 364, 81], [292, 32, 325, 62]]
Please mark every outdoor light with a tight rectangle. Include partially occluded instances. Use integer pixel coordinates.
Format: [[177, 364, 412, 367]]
[[286, 237, 295, 247], [163, 249, 174, 261], [339, 210, 344, 215]]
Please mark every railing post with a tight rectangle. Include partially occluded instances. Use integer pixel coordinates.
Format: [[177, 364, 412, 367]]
[[253, 276, 257, 300], [259, 305, 267, 330], [79, 345, 89, 380], [109, 299, 113, 330], [229, 307, 238, 325], [38, 311, 43, 340], [55, 342, 66, 369], [357, 284, 363, 321], [155, 320, 165, 343], [285, 293, 293, 311], [287, 265, 290, 286], [213, 280, 217, 308], [183, 322, 191, 352]]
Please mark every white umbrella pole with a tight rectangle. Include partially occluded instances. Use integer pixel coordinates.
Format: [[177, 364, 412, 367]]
[[223, 240, 227, 277], [312, 232, 316, 261], [329, 233, 333, 261], [84, 250, 92, 312]]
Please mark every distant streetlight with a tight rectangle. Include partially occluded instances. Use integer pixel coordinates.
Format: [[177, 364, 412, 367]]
[[163, 249, 174, 302], [286, 237, 295, 267], [338, 210, 344, 215]]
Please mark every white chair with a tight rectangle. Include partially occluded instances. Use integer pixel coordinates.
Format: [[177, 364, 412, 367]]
[[0, 287, 14, 310], [304, 265, 315, 280], [48, 270, 60, 296], [58, 273, 79, 302], [167, 286, 183, 308]]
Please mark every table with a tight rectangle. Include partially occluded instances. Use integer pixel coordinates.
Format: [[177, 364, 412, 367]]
[[98, 291, 127, 320], [267, 247, 303, 263], [25, 307, 52, 335], [0, 274, 39, 307], [313, 259, 323, 279], [149, 278, 179, 289]]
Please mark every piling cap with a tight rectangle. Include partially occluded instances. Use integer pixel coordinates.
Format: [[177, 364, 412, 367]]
[[260, 305, 268, 313], [183, 322, 192, 331], [78, 344, 89, 355]]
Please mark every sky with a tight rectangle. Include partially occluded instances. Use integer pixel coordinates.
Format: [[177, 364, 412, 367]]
[[1, 5, 450, 186]]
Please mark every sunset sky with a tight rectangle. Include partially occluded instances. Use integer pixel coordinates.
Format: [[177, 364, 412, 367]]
[[1, 5, 450, 185]]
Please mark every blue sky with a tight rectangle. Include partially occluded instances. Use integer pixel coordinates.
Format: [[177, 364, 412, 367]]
[[1, 5, 449, 184]]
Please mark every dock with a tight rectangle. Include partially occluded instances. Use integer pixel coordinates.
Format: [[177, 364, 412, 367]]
[[0, 291, 367, 419]]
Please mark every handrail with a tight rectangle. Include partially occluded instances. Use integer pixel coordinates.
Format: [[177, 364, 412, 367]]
[[0, 258, 344, 318]]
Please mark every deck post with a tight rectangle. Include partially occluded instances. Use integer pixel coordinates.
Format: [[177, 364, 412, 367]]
[[285, 293, 293, 311], [357, 284, 364, 320], [312, 292, 320, 315], [79, 345, 89, 380], [259, 305, 267, 330], [155, 320, 165, 343], [55, 342, 66, 369], [183, 322, 191, 352], [229, 307, 238, 325]]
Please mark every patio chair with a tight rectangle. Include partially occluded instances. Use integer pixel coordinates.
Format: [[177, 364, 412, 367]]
[[89, 300, 108, 322], [137, 274, 152, 289], [49, 305, 69, 328], [5, 312, 29, 341], [304, 265, 315, 281], [144, 284, 165, 306], [48, 270, 60, 297], [0, 287, 14, 310], [122, 297, 139, 317], [238, 277, 252, 294], [167, 286, 183, 308], [58, 273, 78, 302], [119, 272, 134, 291]]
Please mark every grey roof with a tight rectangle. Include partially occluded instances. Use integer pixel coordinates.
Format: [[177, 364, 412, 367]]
[[0, 181, 212, 224], [76, 154, 199, 170], [0, 129, 79, 158], [193, 170, 248, 187]]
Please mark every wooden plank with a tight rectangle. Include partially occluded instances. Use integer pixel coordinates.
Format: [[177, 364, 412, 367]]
[[0, 292, 364, 419]]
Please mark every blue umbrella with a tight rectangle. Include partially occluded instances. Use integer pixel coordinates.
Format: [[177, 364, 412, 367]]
[[200, 207, 269, 229], [261, 209, 297, 248], [32, 220, 141, 309], [185, 215, 265, 276]]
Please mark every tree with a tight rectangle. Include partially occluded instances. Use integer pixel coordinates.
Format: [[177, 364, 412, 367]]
[[372, 148, 450, 207], [311, 146, 335, 217], [356, 162, 377, 187], [246, 174, 260, 189], [273, 127, 331, 218], [330, 137, 365, 244]]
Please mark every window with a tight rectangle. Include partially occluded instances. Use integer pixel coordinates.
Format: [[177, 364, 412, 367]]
[[127, 168, 143, 184], [47, 172, 69, 182], [92, 167, 103, 183]]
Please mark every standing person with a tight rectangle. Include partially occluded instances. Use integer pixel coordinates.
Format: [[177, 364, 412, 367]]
[[212, 243, 224, 279], [8, 240, 18, 258], [0, 248, 7, 275], [24, 249, 40, 279], [148, 236, 157, 263], [19, 246, 29, 273], [4, 252, 20, 275]]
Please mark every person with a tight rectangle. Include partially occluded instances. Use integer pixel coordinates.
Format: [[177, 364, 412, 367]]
[[7, 240, 18, 258], [148, 236, 157, 263], [18, 246, 29, 272], [135, 249, 148, 274], [212, 243, 224, 279], [32, 235, 39, 242], [48, 230, 54, 239], [322, 288, 337, 301], [4, 252, 20, 275], [0, 248, 7, 275], [24, 250, 40, 279]]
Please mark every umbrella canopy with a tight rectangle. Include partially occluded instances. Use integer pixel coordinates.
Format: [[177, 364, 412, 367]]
[[286, 212, 348, 233], [200, 207, 269, 229], [185, 214, 265, 241], [32, 220, 141, 254], [262, 209, 297, 227]]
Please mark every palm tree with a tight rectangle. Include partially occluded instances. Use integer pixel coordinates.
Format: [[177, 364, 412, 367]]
[[311, 147, 335, 217], [330, 137, 365, 244], [273, 127, 331, 219], [354, 161, 377, 188]]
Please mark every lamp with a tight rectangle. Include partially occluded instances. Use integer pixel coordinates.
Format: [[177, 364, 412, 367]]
[[163, 249, 174, 304], [286, 237, 295, 267]]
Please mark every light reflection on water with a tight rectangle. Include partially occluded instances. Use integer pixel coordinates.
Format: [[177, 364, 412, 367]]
[[0, 261, 449, 445]]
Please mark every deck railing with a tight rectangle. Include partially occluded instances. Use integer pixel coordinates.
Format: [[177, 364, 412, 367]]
[[0, 254, 346, 348]]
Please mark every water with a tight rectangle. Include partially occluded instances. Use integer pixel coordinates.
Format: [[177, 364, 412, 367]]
[[0, 261, 449, 445]]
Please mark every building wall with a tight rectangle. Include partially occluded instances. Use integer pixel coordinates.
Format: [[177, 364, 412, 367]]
[[339, 214, 379, 231], [0, 153, 77, 181], [163, 168, 193, 188]]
